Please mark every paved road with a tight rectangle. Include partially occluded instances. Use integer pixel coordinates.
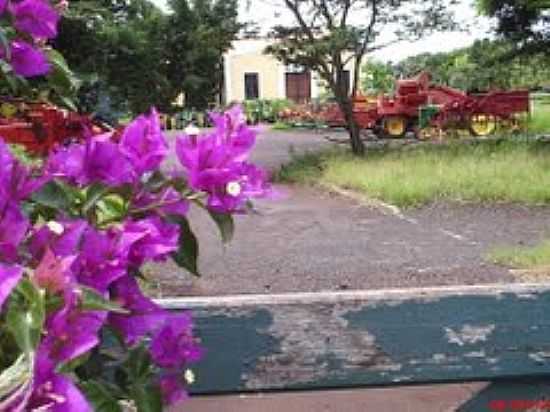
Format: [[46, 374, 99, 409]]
[[152, 129, 550, 297], [160, 129, 535, 411]]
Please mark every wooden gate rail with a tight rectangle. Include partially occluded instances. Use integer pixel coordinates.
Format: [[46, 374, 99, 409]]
[[159, 282, 550, 398]]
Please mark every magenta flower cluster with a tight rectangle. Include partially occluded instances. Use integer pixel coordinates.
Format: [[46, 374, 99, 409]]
[[0, 0, 60, 77], [0, 104, 271, 410]]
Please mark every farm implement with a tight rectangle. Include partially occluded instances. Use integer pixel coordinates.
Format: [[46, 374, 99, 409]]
[[322, 72, 530, 138], [0, 99, 110, 155]]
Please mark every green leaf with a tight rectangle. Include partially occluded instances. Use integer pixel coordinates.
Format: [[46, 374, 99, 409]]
[[169, 215, 200, 276], [31, 180, 74, 212], [0, 355, 32, 405], [208, 210, 235, 244], [131, 384, 162, 412], [46, 49, 72, 73], [96, 194, 127, 225], [0, 28, 10, 61], [82, 183, 110, 215], [57, 352, 91, 374], [80, 286, 129, 314], [6, 280, 45, 354], [80, 381, 123, 412], [125, 345, 153, 383]]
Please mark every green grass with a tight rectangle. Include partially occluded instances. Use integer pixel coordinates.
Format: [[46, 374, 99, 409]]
[[529, 101, 550, 134], [488, 241, 550, 270], [277, 139, 550, 207], [271, 121, 293, 131]]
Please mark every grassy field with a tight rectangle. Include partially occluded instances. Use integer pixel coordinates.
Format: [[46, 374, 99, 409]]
[[529, 96, 550, 133], [488, 241, 550, 270], [277, 139, 550, 207]]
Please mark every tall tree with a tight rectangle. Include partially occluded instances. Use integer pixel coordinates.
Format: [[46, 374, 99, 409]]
[[55, 0, 173, 114], [394, 39, 550, 92], [166, 0, 241, 110], [56, 0, 240, 115], [362, 60, 394, 94], [478, 0, 550, 56], [265, 0, 456, 155]]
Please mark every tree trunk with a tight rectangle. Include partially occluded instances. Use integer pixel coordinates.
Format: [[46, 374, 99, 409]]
[[337, 94, 365, 156]]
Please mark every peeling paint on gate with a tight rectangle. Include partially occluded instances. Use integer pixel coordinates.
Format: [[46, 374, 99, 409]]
[[159, 283, 550, 395]]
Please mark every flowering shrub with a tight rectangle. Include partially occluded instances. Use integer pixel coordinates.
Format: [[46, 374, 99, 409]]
[[0, 104, 271, 410], [0, 1, 272, 410]]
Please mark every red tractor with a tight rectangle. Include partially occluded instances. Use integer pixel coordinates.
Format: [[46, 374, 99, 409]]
[[322, 72, 530, 138], [0, 99, 112, 155]]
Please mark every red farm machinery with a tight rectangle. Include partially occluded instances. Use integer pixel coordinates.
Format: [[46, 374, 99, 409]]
[[0, 99, 110, 155], [322, 72, 530, 138]]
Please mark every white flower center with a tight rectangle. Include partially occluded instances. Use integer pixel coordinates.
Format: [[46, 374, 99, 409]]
[[185, 124, 200, 136], [47, 221, 64, 235], [185, 369, 196, 384], [226, 181, 242, 197]]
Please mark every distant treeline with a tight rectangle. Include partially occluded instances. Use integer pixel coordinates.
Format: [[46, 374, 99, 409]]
[[363, 39, 550, 94]]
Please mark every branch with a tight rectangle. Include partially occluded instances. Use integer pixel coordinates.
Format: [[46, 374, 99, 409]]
[[283, 0, 315, 42], [282, 0, 333, 83], [340, 0, 351, 28], [366, 39, 401, 53], [312, 0, 334, 29], [359, 0, 378, 58]]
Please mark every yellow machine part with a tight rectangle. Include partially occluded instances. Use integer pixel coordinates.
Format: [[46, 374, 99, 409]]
[[470, 114, 497, 137], [384, 116, 407, 137], [0, 103, 17, 118]]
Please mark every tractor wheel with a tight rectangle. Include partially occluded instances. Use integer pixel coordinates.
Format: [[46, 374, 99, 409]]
[[383, 116, 407, 138], [469, 114, 497, 137]]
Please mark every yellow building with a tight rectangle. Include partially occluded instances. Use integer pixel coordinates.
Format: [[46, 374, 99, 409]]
[[223, 38, 356, 104]]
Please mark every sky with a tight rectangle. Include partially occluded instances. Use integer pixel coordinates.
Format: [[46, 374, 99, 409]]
[[151, 0, 492, 63]]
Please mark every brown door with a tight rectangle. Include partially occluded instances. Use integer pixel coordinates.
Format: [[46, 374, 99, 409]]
[[286, 71, 311, 104]]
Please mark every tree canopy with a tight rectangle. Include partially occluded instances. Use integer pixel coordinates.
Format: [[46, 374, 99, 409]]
[[55, 0, 240, 115], [394, 39, 550, 92], [478, 0, 550, 56], [265, 0, 457, 155]]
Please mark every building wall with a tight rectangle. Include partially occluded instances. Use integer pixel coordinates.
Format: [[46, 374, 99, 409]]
[[223, 39, 358, 104], [227, 53, 285, 102]]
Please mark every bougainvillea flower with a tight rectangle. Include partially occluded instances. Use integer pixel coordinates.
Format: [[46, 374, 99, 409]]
[[149, 312, 203, 369], [158, 374, 189, 406], [8, 40, 50, 77], [0, 202, 29, 263], [46, 143, 86, 184], [85, 137, 136, 186], [0, 139, 45, 201], [174, 110, 270, 213], [123, 216, 180, 266], [209, 105, 255, 159], [28, 354, 93, 412], [32, 248, 76, 294], [12, 0, 60, 39], [120, 108, 168, 175], [40, 296, 107, 364], [0, 263, 22, 309], [47, 137, 135, 186], [188, 161, 271, 213], [29, 220, 88, 263], [132, 187, 190, 217], [175, 107, 256, 187], [175, 131, 251, 188], [75, 226, 141, 291], [109, 275, 168, 346]]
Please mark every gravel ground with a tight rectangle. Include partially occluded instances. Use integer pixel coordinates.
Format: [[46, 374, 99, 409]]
[[150, 129, 550, 297]]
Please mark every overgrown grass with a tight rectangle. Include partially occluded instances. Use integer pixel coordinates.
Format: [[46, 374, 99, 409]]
[[277, 139, 550, 207], [271, 121, 293, 131], [529, 101, 550, 134], [488, 241, 550, 270]]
